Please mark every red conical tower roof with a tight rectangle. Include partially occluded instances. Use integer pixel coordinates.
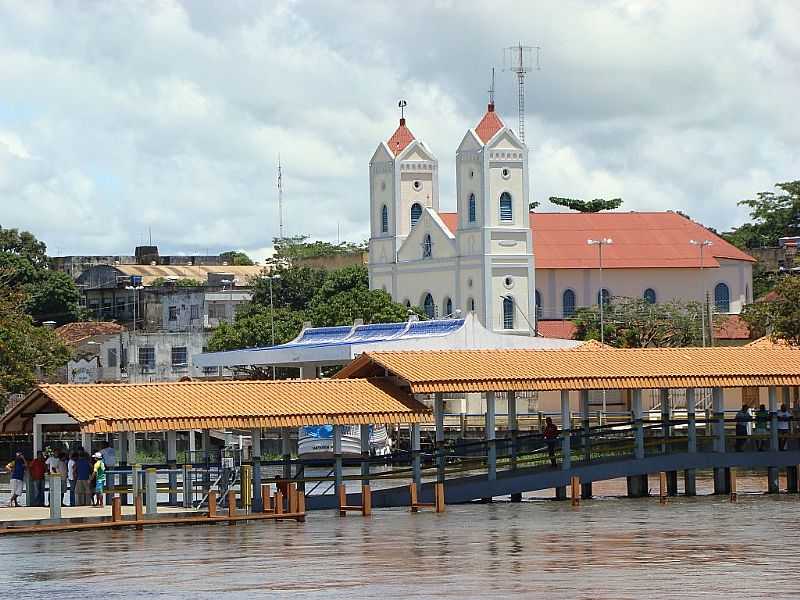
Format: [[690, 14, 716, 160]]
[[387, 118, 415, 156], [474, 103, 504, 144]]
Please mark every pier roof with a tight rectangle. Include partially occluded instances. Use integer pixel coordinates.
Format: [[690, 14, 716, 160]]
[[335, 347, 800, 392], [0, 378, 430, 434]]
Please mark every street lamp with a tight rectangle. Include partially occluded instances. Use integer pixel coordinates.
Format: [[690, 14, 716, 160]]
[[690, 239, 713, 347], [124, 285, 144, 333], [587, 238, 613, 344], [262, 273, 281, 380]]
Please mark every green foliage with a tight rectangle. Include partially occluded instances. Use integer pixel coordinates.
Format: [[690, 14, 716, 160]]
[[0, 226, 83, 325], [572, 297, 706, 348], [548, 196, 623, 213], [0, 288, 71, 404], [207, 305, 307, 351], [741, 276, 800, 345], [149, 277, 203, 288], [251, 265, 327, 311], [219, 250, 254, 266], [723, 181, 800, 249], [269, 234, 367, 266], [528, 201, 540, 212]]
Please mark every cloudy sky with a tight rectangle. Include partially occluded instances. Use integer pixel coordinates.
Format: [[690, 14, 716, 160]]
[[1, 1, 798, 261]]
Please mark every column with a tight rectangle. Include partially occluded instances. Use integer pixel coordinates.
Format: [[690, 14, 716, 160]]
[[118, 431, 128, 505], [660, 389, 670, 454], [281, 427, 292, 480], [579, 390, 592, 499], [188, 429, 196, 458], [145, 468, 157, 514], [251, 428, 263, 512], [200, 429, 210, 493], [485, 391, 496, 482], [560, 390, 571, 471], [767, 386, 779, 493], [508, 391, 522, 502], [82, 432, 93, 453], [166, 430, 177, 506], [434, 392, 445, 484], [333, 424, 343, 492], [33, 422, 43, 455], [712, 387, 729, 494], [627, 388, 648, 498], [48, 475, 62, 521], [410, 422, 422, 487], [684, 388, 697, 496], [127, 431, 137, 464], [360, 424, 370, 486]]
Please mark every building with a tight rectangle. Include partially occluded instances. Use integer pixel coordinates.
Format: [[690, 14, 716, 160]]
[[368, 101, 754, 333]]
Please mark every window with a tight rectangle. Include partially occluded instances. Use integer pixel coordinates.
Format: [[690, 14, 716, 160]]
[[503, 296, 514, 329], [115, 298, 126, 317], [208, 303, 227, 319], [444, 297, 453, 317], [468, 297, 476, 311], [171, 346, 188, 368], [168, 305, 179, 321], [597, 288, 611, 306], [410, 203, 422, 227], [190, 304, 200, 320], [413, 180, 422, 191], [422, 234, 432, 259], [107, 348, 117, 368], [563, 289, 576, 318], [499, 192, 513, 222], [468, 193, 476, 223], [745, 284, 750, 303], [535, 290, 542, 320], [423, 293, 435, 319], [404, 299, 411, 308], [202, 366, 220, 377], [381, 204, 388, 233], [501, 168, 510, 180], [138, 346, 155, 372], [714, 282, 730, 312], [643, 288, 657, 304]]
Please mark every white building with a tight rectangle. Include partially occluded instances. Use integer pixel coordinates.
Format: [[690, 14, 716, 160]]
[[368, 102, 755, 335]]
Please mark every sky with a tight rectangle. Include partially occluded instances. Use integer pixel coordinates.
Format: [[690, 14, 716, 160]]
[[0, 1, 798, 262]]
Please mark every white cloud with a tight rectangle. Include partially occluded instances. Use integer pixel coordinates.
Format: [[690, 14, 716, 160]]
[[0, 0, 798, 256]]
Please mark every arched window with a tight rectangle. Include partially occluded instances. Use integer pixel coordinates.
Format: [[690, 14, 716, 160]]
[[597, 288, 611, 306], [643, 288, 657, 304], [535, 289, 542, 320], [422, 234, 432, 259], [410, 203, 422, 227], [562, 289, 576, 318], [468, 297, 475, 312], [403, 299, 411, 308], [468, 193, 476, 223], [714, 282, 730, 312], [444, 297, 453, 317], [499, 192, 513, 222], [502, 295, 514, 329], [745, 284, 750, 303], [381, 205, 388, 233], [423, 293, 435, 318]]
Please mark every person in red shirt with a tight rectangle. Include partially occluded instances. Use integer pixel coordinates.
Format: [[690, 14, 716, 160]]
[[28, 451, 47, 507], [543, 417, 559, 468]]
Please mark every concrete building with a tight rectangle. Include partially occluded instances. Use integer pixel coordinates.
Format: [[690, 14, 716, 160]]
[[122, 330, 211, 383], [367, 99, 755, 335]]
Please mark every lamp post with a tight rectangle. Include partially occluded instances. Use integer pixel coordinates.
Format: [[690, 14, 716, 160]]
[[124, 285, 144, 333], [587, 238, 613, 344], [690, 239, 712, 347], [264, 274, 281, 380]]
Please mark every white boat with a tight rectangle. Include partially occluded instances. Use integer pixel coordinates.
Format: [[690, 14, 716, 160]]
[[298, 424, 392, 458]]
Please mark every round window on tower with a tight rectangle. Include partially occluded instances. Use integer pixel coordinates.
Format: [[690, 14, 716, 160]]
[[413, 180, 422, 191], [504, 276, 514, 289], [467, 277, 473, 288], [501, 168, 511, 180], [469, 170, 475, 179], [380, 180, 386, 191]]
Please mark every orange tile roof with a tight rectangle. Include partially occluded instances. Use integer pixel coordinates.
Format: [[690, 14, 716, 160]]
[[0, 379, 430, 434], [474, 104, 504, 144], [387, 118, 415, 156], [573, 339, 614, 351], [55, 321, 126, 346], [713, 315, 750, 340], [336, 347, 800, 392], [436, 211, 754, 268], [745, 336, 796, 349], [537, 320, 577, 340]]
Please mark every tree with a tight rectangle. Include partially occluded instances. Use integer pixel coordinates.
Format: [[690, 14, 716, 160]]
[[24, 270, 84, 324], [208, 305, 307, 351], [723, 181, 800, 249], [741, 277, 800, 345], [149, 277, 203, 288], [220, 250, 254, 266], [572, 297, 707, 348], [251, 265, 327, 311], [268, 235, 367, 268], [549, 196, 623, 213]]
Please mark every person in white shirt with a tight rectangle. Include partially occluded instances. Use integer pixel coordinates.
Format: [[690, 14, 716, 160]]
[[777, 404, 792, 450], [67, 452, 77, 506], [99, 441, 116, 468]]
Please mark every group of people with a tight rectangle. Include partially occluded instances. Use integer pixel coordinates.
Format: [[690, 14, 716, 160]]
[[4, 441, 114, 508], [734, 403, 793, 451]]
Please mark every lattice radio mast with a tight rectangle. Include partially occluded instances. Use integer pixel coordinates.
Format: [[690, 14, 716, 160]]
[[503, 44, 541, 143], [277, 153, 285, 240]]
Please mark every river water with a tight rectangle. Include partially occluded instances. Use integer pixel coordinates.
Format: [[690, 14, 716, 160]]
[[1, 475, 797, 599]]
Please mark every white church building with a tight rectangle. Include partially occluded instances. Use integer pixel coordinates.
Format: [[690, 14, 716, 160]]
[[368, 100, 755, 338]]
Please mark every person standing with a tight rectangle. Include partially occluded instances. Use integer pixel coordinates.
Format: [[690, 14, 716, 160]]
[[56, 452, 68, 506], [45, 450, 61, 506], [67, 452, 78, 506], [777, 404, 792, 450], [99, 441, 116, 505], [92, 452, 106, 508], [734, 405, 751, 452], [754, 404, 769, 451], [28, 452, 47, 507], [5, 451, 27, 507], [75, 452, 92, 506], [543, 417, 559, 468]]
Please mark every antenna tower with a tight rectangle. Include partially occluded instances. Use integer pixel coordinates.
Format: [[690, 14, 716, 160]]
[[277, 154, 285, 240], [503, 44, 541, 142]]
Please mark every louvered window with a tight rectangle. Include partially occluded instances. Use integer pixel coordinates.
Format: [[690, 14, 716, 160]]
[[499, 192, 512, 222]]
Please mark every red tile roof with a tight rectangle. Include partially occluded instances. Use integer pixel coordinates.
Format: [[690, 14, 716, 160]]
[[436, 211, 754, 269], [387, 118, 415, 156], [474, 104, 504, 144], [713, 315, 750, 340], [537, 320, 577, 340], [55, 321, 126, 346]]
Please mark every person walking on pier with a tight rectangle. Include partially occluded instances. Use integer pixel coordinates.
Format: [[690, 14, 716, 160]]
[[735, 405, 751, 452], [28, 452, 46, 507], [5, 451, 27, 508], [75, 452, 92, 506], [777, 404, 791, 450], [755, 404, 769, 451], [543, 417, 559, 467], [92, 452, 106, 508]]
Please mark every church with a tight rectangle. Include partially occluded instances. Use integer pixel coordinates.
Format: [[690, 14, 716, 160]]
[[368, 99, 755, 338]]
